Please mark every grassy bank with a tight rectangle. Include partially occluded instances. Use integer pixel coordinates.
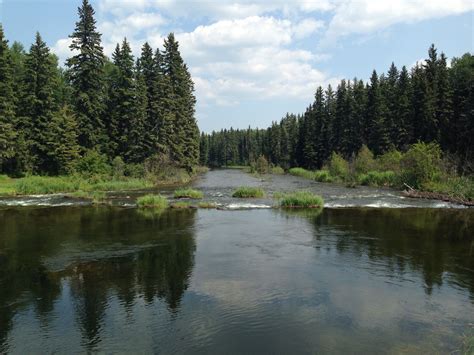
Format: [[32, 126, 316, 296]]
[[287, 144, 474, 205]]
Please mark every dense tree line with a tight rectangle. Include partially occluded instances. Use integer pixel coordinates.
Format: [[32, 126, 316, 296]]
[[0, 0, 199, 176], [202, 46, 473, 173]]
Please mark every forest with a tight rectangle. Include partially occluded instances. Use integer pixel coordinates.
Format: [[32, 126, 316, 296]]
[[0, 0, 199, 178], [201, 46, 473, 176]]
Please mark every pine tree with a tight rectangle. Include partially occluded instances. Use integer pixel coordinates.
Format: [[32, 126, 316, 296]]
[[396, 66, 413, 149], [436, 52, 453, 150], [67, 0, 105, 149], [0, 24, 17, 170], [384, 62, 399, 147]]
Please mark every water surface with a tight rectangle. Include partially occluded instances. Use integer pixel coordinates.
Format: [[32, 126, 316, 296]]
[[0, 169, 473, 353]]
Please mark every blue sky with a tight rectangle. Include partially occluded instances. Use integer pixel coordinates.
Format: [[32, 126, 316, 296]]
[[1, 0, 473, 132]]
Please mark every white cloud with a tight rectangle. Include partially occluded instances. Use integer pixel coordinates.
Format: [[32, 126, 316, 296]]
[[325, 0, 473, 40], [52, 38, 73, 66]]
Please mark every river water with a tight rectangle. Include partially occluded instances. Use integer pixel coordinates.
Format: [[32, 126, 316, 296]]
[[0, 169, 473, 353]]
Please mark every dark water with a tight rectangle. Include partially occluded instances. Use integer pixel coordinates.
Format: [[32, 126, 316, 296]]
[[0, 170, 473, 354]]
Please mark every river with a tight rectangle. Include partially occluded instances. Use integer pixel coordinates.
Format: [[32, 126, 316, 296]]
[[0, 169, 473, 353]]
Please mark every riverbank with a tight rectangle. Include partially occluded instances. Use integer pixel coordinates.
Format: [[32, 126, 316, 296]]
[[0, 167, 209, 197]]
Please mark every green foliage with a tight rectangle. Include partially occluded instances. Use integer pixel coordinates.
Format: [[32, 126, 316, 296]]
[[170, 201, 192, 209], [75, 150, 111, 176], [400, 142, 442, 188], [358, 171, 396, 187], [278, 191, 324, 208], [271, 166, 285, 175], [377, 149, 403, 172], [354, 145, 376, 174], [314, 170, 333, 182], [136, 194, 168, 209], [111, 156, 125, 179], [232, 187, 265, 198], [328, 152, 349, 180], [174, 188, 203, 199], [422, 176, 474, 201], [288, 167, 315, 180], [255, 155, 269, 174]]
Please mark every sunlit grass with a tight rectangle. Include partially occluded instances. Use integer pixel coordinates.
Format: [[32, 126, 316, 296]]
[[174, 188, 203, 199], [136, 194, 168, 209], [197, 202, 218, 209], [232, 186, 265, 198], [277, 191, 324, 208]]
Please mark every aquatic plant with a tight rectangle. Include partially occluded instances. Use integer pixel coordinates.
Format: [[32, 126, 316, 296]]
[[136, 194, 169, 209], [278, 191, 324, 208], [170, 201, 193, 209], [232, 186, 265, 198], [174, 188, 203, 199]]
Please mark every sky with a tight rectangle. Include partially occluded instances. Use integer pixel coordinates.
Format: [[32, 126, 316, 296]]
[[1, 0, 473, 133]]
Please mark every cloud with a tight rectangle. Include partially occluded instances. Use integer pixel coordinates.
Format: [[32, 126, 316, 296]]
[[325, 0, 473, 40]]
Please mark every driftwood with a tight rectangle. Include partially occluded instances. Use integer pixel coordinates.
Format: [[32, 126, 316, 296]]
[[402, 187, 474, 207]]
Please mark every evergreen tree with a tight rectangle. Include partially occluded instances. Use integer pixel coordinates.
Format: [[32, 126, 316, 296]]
[[0, 24, 16, 169], [396, 66, 413, 149], [21, 32, 58, 173], [366, 70, 389, 155], [436, 52, 453, 150], [46, 106, 81, 174], [67, 0, 105, 149]]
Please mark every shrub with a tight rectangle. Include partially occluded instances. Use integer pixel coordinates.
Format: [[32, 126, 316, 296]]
[[255, 155, 269, 174], [75, 150, 111, 177], [278, 191, 324, 208], [111, 156, 125, 179], [174, 188, 203, 199], [124, 163, 145, 178], [288, 167, 315, 180], [136, 194, 169, 209], [232, 186, 265, 198], [377, 150, 403, 173], [314, 170, 333, 182], [271, 166, 285, 175], [400, 142, 442, 188], [328, 152, 349, 180], [354, 145, 376, 174], [358, 171, 396, 187]]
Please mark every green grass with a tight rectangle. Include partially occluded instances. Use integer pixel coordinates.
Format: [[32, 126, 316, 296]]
[[422, 176, 474, 201], [69, 190, 107, 204], [314, 170, 333, 182], [0, 175, 153, 196], [278, 191, 324, 208], [198, 202, 218, 209], [358, 171, 396, 187], [232, 186, 265, 198], [288, 167, 316, 180], [174, 188, 203, 199], [136, 194, 169, 209], [271, 166, 285, 175]]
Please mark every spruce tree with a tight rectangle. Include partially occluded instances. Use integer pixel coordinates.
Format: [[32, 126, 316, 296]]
[[436, 52, 453, 150], [67, 0, 105, 149], [21, 32, 57, 173], [366, 70, 389, 155], [396, 66, 413, 149], [0, 24, 16, 170]]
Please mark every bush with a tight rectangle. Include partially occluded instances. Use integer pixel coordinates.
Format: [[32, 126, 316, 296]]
[[377, 150, 403, 173], [255, 155, 269, 174], [111, 156, 125, 179], [232, 186, 265, 198], [174, 188, 203, 199], [354, 145, 376, 174], [400, 142, 442, 188], [288, 167, 315, 180], [75, 150, 111, 177], [314, 170, 333, 182], [358, 171, 396, 187], [271, 166, 285, 175], [278, 191, 324, 208], [124, 163, 145, 178], [328, 152, 349, 180], [136, 194, 169, 209]]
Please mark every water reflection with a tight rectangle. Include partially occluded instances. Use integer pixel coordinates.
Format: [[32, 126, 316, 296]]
[[0, 207, 197, 352], [285, 208, 474, 299]]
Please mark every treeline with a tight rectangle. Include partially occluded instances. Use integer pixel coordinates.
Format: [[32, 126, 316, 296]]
[[201, 45, 473, 173], [0, 0, 199, 177]]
